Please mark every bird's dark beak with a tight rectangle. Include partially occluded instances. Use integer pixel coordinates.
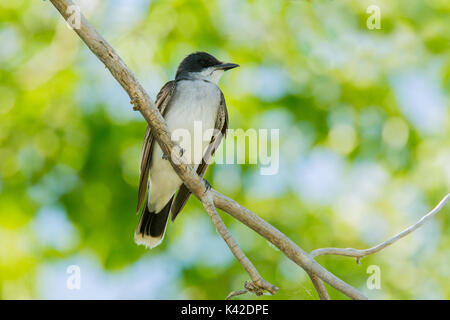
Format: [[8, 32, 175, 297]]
[[215, 63, 240, 71]]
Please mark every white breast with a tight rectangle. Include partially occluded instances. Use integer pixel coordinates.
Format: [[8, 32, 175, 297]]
[[165, 80, 221, 162], [147, 79, 221, 212]]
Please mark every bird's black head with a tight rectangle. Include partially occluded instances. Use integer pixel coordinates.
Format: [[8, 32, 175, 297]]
[[175, 52, 239, 81]]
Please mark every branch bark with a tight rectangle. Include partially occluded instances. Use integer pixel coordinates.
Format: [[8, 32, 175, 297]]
[[48, 0, 449, 300]]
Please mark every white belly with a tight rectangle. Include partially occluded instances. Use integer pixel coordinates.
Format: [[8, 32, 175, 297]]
[[148, 80, 221, 212]]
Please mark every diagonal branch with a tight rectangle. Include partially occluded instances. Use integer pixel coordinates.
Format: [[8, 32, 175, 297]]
[[211, 190, 367, 299], [49, 0, 279, 297], [48, 0, 367, 300], [48, 0, 447, 301]]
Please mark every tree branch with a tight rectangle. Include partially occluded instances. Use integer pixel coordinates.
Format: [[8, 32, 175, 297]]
[[310, 193, 450, 261], [49, 0, 278, 298], [48, 0, 448, 300], [307, 272, 330, 300], [211, 190, 366, 299], [202, 193, 278, 296]]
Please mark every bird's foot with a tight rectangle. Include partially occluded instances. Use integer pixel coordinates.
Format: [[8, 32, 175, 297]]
[[203, 179, 212, 194]]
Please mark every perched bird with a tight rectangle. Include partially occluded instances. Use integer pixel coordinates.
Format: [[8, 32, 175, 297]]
[[135, 52, 239, 248]]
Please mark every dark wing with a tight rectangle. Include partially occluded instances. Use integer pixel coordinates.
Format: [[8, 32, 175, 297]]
[[171, 91, 229, 222], [136, 80, 176, 212]]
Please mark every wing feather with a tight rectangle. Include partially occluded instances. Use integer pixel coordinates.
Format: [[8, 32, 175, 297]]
[[136, 81, 176, 212]]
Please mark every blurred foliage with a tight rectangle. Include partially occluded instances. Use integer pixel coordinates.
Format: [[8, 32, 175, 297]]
[[0, 0, 449, 299]]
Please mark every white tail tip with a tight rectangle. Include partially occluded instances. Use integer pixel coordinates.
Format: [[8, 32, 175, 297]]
[[134, 232, 164, 249]]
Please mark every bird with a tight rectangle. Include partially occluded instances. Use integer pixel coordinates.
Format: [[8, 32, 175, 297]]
[[134, 52, 239, 249]]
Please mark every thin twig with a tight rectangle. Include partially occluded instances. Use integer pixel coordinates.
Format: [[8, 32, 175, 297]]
[[310, 194, 450, 260], [226, 289, 248, 300], [307, 272, 330, 300], [202, 193, 278, 297]]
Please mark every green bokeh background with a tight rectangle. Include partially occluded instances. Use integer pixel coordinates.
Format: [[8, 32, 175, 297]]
[[0, 0, 449, 299]]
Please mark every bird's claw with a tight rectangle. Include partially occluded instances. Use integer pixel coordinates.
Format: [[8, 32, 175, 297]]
[[203, 179, 211, 193]]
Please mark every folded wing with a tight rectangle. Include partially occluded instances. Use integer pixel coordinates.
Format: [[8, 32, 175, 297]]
[[136, 80, 176, 213]]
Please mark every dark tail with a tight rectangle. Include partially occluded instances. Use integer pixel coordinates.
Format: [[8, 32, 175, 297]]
[[134, 197, 173, 249]]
